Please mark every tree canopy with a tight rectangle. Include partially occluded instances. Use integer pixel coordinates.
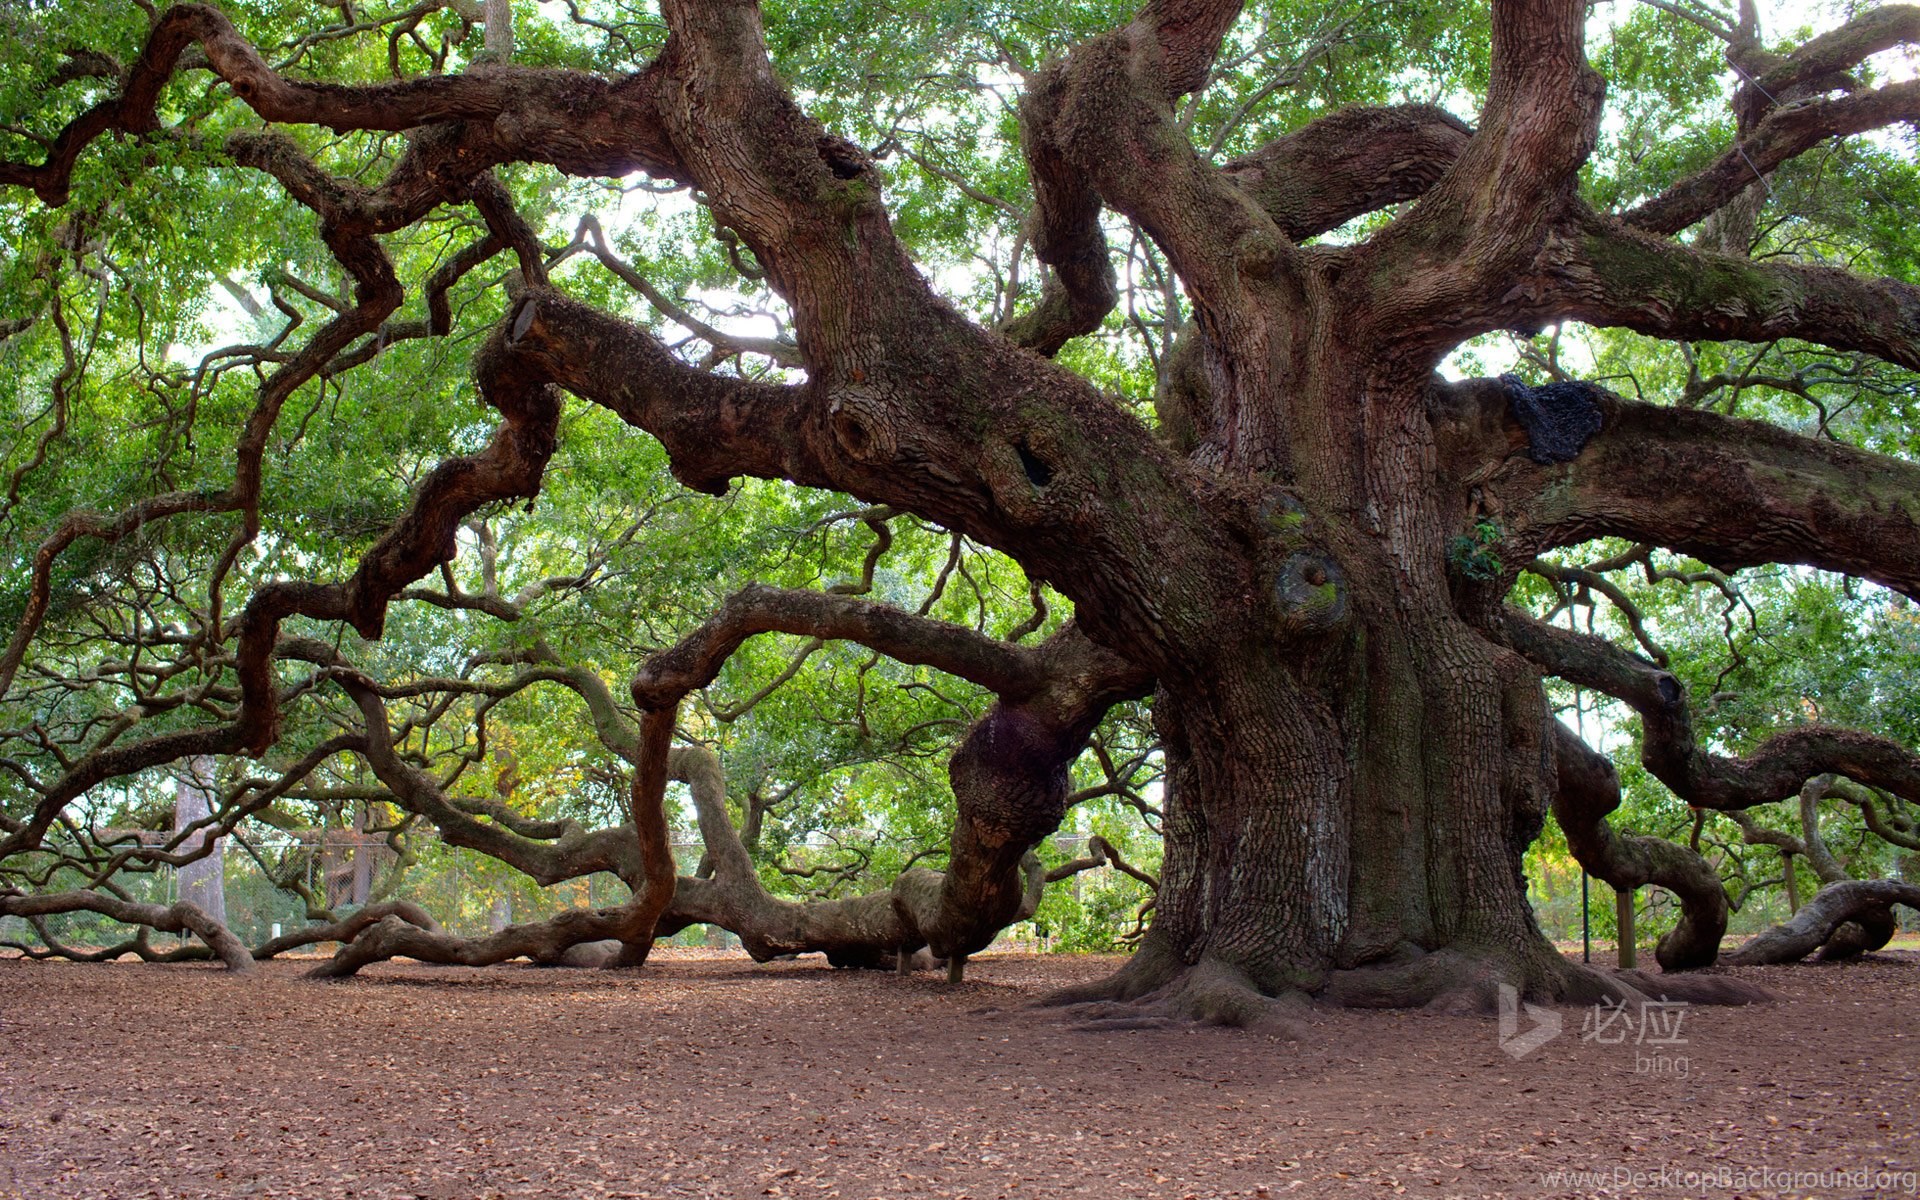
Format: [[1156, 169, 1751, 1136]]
[[1, 0, 1917, 1017]]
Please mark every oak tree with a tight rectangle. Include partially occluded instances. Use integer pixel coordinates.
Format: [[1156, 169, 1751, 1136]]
[[4, 0, 1919, 1020]]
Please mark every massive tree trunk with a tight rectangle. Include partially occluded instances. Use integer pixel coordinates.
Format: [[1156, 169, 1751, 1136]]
[[1054, 380, 1600, 1015]]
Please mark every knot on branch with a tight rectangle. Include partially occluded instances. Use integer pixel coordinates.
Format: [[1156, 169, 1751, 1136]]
[[1015, 439, 1053, 489], [1499, 374, 1605, 465], [827, 385, 899, 462], [949, 707, 1077, 842], [1655, 672, 1684, 707], [1273, 552, 1348, 636], [815, 134, 871, 182]]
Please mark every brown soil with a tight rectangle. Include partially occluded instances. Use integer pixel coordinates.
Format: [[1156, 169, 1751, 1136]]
[[0, 949, 1915, 1199]]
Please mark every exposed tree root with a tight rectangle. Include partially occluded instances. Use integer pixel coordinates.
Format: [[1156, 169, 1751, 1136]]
[[1052, 956, 1318, 1038], [1035, 934, 1187, 1008], [1612, 969, 1776, 1006], [1321, 950, 1771, 1011], [1723, 879, 1920, 965], [1322, 944, 1641, 1012], [1041, 934, 1773, 1035]]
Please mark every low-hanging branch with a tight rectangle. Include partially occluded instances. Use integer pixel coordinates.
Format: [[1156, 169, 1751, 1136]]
[[1432, 378, 1920, 601], [1723, 878, 1920, 966], [307, 706, 680, 979], [1549, 720, 1728, 970], [1504, 611, 1920, 812], [259, 592, 1151, 978], [0, 888, 255, 972], [629, 583, 1149, 971]]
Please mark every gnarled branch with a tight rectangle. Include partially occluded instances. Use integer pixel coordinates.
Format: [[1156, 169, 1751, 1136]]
[[1723, 878, 1920, 965], [0, 888, 254, 972], [1504, 611, 1920, 812], [1550, 720, 1727, 969], [1433, 378, 1920, 599]]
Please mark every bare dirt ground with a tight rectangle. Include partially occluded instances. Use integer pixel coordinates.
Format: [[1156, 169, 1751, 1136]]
[[0, 949, 1915, 1200]]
